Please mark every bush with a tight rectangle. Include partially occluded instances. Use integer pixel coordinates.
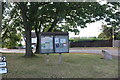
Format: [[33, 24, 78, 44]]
[[69, 37, 104, 42], [18, 44, 22, 47]]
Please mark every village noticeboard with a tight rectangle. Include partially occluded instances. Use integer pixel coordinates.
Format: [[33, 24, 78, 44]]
[[39, 32, 69, 54]]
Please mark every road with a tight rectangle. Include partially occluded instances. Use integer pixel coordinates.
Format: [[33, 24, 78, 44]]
[[70, 49, 119, 56], [0, 48, 119, 56]]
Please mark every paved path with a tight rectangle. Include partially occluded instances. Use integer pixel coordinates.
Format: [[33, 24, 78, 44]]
[[0, 48, 26, 53], [0, 48, 119, 56], [70, 49, 119, 56]]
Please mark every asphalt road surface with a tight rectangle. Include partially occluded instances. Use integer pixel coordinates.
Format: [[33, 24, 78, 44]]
[[0, 48, 119, 56], [70, 49, 119, 56]]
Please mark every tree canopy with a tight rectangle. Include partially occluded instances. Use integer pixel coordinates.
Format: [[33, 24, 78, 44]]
[[98, 24, 120, 40], [1, 2, 120, 56]]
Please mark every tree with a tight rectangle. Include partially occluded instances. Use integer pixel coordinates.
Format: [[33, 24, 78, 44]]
[[0, 2, 2, 46], [98, 24, 120, 40], [0, 2, 6, 47], [2, 2, 42, 55], [16, 3, 34, 57], [115, 31, 120, 40], [2, 18, 22, 48], [1, 2, 22, 48], [2, 2, 120, 56], [105, 2, 120, 27], [98, 25, 112, 40], [30, 2, 115, 53]]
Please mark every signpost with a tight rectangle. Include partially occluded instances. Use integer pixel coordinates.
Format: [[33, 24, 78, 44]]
[[0, 68, 7, 74], [0, 62, 7, 67], [39, 32, 69, 64], [0, 56, 7, 74]]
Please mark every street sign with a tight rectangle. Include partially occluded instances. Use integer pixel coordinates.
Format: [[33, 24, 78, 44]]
[[0, 62, 6, 67], [0, 56, 6, 62], [0, 56, 7, 74], [0, 68, 7, 74], [39, 32, 69, 54]]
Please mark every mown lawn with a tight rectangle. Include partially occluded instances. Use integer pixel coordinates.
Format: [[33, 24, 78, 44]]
[[2, 53, 118, 78]]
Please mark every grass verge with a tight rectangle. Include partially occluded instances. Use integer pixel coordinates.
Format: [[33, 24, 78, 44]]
[[2, 53, 118, 78]]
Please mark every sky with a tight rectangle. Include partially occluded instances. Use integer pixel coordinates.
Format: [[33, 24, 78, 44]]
[[68, 0, 107, 38], [69, 21, 103, 38]]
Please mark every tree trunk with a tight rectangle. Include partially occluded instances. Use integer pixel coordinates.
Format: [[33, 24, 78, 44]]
[[24, 26, 33, 57], [0, 2, 2, 47], [0, 2, 2, 26], [17, 3, 33, 57], [35, 28, 40, 53]]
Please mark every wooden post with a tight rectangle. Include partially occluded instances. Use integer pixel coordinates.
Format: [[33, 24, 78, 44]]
[[59, 53, 62, 64], [46, 53, 49, 64]]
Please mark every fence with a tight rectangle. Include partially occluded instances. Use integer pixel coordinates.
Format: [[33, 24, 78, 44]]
[[70, 40, 112, 47]]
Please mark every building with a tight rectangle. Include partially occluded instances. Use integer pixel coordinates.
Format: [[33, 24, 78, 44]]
[[22, 32, 37, 49]]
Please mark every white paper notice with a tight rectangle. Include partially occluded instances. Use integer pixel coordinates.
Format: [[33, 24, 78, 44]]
[[63, 44, 67, 46], [60, 39, 66, 43], [41, 36, 53, 49], [55, 38, 59, 44]]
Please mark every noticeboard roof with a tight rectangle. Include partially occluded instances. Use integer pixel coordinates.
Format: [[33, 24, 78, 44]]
[[40, 32, 69, 35]]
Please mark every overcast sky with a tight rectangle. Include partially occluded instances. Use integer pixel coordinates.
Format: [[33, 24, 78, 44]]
[[69, 21, 103, 38]]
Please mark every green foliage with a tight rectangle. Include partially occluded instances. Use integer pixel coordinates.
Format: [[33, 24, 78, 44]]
[[2, 2, 120, 53], [115, 31, 120, 40], [106, 2, 120, 28], [98, 25, 112, 40], [13, 2, 120, 33], [1, 18, 22, 48], [1, 3, 23, 48], [98, 33, 107, 40], [98, 25, 120, 40], [69, 37, 104, 42], [17, 44, 22, 47], [2, 33, 21, 48]]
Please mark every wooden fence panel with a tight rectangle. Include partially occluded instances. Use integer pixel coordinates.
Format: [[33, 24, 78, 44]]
[[70, 40, 112, 47]]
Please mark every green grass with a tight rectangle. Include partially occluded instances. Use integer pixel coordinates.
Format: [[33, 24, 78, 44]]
[[2, 53, 118, 78]]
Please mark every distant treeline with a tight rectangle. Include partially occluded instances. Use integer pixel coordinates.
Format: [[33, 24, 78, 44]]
[[69, 37, 105, 42]]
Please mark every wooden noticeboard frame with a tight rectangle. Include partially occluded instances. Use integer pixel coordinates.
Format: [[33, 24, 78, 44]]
[[39, 32, 69, 54]]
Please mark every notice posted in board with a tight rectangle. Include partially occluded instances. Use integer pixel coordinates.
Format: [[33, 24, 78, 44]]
[[60, 39, 66, 43], [55, 38, 59, 44], [41, 36, 53, 50]]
